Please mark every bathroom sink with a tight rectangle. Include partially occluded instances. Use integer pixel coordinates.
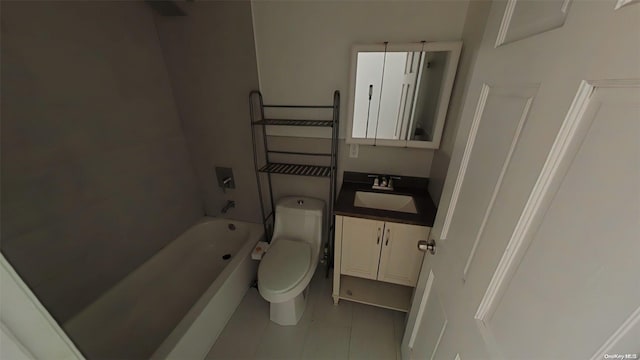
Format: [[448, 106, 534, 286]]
[[353, 191, 418, 214]]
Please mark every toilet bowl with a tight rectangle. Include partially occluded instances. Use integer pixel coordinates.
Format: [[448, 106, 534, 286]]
[[258, 197, 324, 326]]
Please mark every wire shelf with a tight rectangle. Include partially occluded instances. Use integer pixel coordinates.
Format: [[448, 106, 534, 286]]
[[259, 162, 332, 177], [254, 119, 334, 127], [250, 90, 339, 277]]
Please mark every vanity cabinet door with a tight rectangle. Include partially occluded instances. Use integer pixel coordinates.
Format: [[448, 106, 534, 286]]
[[340, 216, 385, 280], [377, 222, 430, 287]]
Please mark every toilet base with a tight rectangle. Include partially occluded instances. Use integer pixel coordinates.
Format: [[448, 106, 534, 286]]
[[269, 287, 308, 326]]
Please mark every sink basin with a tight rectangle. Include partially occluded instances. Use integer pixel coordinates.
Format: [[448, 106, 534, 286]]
[[353, 191, 418, 214]]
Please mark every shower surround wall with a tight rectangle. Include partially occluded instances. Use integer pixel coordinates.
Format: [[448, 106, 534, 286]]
[[1, 2, 202, 323], [153, 2, 262, 223]]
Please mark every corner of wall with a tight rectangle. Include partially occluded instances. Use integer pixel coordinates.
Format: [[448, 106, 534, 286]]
[[427, 0, 493, 206], [250, 0, 262, 92]]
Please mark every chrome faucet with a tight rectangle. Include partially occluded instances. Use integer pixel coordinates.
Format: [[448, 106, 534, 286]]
[[369, 175, 401, 191], [221, 200, 235, 214]]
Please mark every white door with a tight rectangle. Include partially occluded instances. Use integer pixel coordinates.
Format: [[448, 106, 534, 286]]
[[403, 1, 640, 359], [377, 222, 429, 287], [340, 216, 385, 280]]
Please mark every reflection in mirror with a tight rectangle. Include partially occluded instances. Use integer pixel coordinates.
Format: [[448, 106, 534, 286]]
[[410, 51, 448, 142], [353, 51, 449, 142], [348, 42, 461, 149]]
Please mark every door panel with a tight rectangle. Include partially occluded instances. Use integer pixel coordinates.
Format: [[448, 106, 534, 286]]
[[340, 216, 384, 280], [454, 84, 537, 280], [487, 85, 640, 359], [437, 83, 538, 282], [496, 0, 571, 46], [409, 271, 448, 360], [377, 222, 429, 286]]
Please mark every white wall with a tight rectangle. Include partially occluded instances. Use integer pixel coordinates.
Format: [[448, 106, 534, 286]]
[[252, 0, 469, 204], [427, 0, 493, 205], [154, 2, 262, 223]]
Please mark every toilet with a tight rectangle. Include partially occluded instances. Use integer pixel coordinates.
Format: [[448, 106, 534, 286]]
[[258, 196, 324, 326]]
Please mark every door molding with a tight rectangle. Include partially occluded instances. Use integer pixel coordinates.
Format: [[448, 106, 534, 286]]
[[462, 84, 538, 280], [495, 0, 572, 47], [0, 255, 84, 359], [615, 0, 639, 10], [475, 79, 640, 321], [407, 270, 435, 349], [440, 84, 490, 240]]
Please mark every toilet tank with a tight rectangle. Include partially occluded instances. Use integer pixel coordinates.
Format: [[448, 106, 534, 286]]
[[272, 197, 325, 247]]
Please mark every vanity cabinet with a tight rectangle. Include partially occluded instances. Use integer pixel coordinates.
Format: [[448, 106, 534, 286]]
[[377, 221, 428, 286], [334, 215, 430, 311], [340, 217, 385, 280], [340, 216, 427, 286]]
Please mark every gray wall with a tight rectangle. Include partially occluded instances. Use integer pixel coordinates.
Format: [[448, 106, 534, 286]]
[[154, 2, 262, 223], [428, 0, 493, 205], [1, 1, 203, 323]]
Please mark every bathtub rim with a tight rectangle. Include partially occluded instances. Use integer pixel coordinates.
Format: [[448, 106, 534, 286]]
[[151, 217, 263, 359]]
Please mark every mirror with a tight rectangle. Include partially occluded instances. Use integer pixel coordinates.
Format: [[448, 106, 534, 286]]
[[347, 42, 461, 149]]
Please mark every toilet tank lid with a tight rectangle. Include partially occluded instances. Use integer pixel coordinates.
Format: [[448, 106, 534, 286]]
[[276, 197, 325, 213]]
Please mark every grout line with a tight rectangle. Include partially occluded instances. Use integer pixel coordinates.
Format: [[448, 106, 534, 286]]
[[347, 297, 356, 359]]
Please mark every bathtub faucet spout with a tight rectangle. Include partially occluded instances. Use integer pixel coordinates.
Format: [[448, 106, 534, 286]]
[[221, 200, 235, 214]]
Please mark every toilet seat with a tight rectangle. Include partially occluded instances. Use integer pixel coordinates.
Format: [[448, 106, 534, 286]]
[[259, 239, 310, 294]]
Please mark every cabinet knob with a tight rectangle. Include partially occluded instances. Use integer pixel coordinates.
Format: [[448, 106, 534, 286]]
[[418, 239, 436, 255], [377, 228, 381, 244]]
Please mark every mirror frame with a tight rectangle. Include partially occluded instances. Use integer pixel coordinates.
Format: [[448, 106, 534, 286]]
[[346, 41, 462, 149]]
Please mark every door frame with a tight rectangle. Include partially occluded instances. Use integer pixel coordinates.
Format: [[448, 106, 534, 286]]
[[0, 254, 84, 359]]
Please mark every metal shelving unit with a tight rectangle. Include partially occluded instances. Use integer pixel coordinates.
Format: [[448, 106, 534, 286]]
[[249, 90, 340, 273]]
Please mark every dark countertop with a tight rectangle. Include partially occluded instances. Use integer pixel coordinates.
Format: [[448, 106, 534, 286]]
[[334, 172, 437, 227]]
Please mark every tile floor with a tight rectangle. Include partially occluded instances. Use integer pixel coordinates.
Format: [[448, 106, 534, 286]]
[[206, 268, 406, 360]]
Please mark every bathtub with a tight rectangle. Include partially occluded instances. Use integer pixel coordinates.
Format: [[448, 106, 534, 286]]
[[64, 217, 264, 359]]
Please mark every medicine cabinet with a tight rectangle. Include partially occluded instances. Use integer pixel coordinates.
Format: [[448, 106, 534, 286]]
[[346, 41, 462, 149]]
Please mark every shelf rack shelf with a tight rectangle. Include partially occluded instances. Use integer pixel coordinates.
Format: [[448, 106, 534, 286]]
[[254, 119, 334, 127], [249, 90, 340, 275], [259, 163, 332, 178]]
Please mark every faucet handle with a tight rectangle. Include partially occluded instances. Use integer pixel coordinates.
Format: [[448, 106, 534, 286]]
[[367, 174, 380, 187]]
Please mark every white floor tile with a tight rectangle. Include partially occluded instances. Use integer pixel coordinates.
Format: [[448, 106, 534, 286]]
[[206, 270, 404, 360], [393, 311, 407, 360], [309, 273, 353, 328], [206, 289, 269, 359], [302, 324, 350, 360], [253, 321, 310, 360], [349, 303, 398, 360]]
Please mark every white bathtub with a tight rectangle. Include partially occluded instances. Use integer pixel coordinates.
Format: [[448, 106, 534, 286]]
[[64, 217, 264, 359]]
